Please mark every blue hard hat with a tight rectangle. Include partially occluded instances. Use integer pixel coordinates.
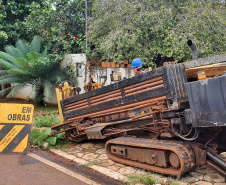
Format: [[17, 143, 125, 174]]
[[131, 58, 143, 68]]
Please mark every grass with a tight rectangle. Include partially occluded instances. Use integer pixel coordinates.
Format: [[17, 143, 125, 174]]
[[34, 104, 58, 113], [34, 113, 60, 127], [85, 160, 104, 167], [170, 182, 180, 185], [127, 174, 159, 185]]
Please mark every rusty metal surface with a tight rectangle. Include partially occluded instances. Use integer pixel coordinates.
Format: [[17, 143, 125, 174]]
[[169, 152, 180, 168], [207, 160, 226, 177], [105, 137, 195, 176], [190, 143, 207, 166]]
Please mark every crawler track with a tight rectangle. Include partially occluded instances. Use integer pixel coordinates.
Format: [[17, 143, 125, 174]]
[[105, 137, 195, 176]]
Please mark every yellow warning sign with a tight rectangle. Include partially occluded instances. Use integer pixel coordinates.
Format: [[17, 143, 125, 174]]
[[0, 103, 34, 124], [0, 103, 34, 154]]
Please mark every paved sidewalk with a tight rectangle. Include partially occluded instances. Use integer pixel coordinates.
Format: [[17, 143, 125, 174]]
[[51, 140, 226, 185]]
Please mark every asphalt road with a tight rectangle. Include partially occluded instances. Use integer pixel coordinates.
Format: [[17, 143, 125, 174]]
[[0, 149, 122, 185]]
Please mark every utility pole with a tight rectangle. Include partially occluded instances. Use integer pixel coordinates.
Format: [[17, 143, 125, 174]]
[[85, 0, 90, 52]]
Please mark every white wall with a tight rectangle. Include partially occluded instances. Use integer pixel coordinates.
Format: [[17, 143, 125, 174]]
[[61, 54, 87, 94]]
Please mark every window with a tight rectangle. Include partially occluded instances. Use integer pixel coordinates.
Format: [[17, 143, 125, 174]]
[[76, 63, 82, 77]]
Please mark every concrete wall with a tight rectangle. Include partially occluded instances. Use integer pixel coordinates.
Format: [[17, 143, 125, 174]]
[[61, 54, 87, 94]]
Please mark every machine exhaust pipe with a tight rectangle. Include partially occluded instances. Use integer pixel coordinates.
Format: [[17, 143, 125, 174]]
[[187, 40, 199, 60]]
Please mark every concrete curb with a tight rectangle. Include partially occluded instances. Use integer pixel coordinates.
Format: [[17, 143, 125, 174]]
[[50, 149, 128, 182]]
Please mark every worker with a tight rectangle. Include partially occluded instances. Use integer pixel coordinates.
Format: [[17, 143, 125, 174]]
[[130, 58, 144, 75]]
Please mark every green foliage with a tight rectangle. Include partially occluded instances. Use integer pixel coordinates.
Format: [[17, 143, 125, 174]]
[[34, 113, 60, 127], [0, 35, 71, 104], [0, 0, 45, 51], [30, 128, 69, 149], [89, 0, 226, 66], [25, 0, 86, 54]]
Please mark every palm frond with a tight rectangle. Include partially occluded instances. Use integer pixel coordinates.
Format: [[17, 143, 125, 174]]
[[31, 35, 42, 53], [41, 47, 48, 57], [8, 68, 33, 77], [4, 45, 27, 59], [0, 75, 23, 86], [26, 51, 42, 61], [14, 58, 29, 69], [0, 58, 18, 69], [0, 51, 16, 64], [15, 39, 31, 57], [0, 86, 13, 98]]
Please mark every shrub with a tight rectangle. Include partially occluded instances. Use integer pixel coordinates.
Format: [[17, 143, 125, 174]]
[[34, 113, 60, 127], [30, 128, 69, 149]]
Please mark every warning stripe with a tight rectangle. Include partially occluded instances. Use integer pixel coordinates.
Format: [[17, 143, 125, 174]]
[[13, 134, 29, 153], [0, 125, 25, 152], [0, 125, 4, 131]]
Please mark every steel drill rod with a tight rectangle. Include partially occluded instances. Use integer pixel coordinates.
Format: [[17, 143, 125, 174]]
[[65, 99, 88, 108], [124, 77, 162, 90], [125, 84, 164, 97], [65, 101, 89, 111], [90, 92, 122, 104], [124, 80, 163, 94], [90, 89, 121, 100]]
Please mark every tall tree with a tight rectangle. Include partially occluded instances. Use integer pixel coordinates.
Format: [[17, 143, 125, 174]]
[[88, 0, 226, 67], [25, 0, 86, 54], [0, 0, 45, 51]]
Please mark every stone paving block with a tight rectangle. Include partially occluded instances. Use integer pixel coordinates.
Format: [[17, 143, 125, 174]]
[[67, 146, 82, 153], [81, 147, 97, 153], [203, 173, 225, 183], [195, 166, 215, 174], [191, 181, 212, 185], [80, 143, 95, 148], [73, 153, 84, 158], [115, 163, 126, 168], [60, 143, 79, 152], [102, 159, 115, 167], [82, 153, 99, 160], [182, 171, 204, 182], [96, 148, 106, 154], [106, 165, 120, 172], [214, 183, 226, 185], [97, 154, 109, 160], [94, 143, 105, 149], [118, 166, 137, 175]]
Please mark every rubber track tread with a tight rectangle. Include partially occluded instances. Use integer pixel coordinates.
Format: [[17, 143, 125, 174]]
[[105, 137, 195, 176]]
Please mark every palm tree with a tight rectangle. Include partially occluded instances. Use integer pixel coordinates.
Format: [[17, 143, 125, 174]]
[[0, 36, 71, 105]]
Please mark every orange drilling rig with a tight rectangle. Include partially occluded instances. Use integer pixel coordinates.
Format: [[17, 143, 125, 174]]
[[52, 53, 226, 177]]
